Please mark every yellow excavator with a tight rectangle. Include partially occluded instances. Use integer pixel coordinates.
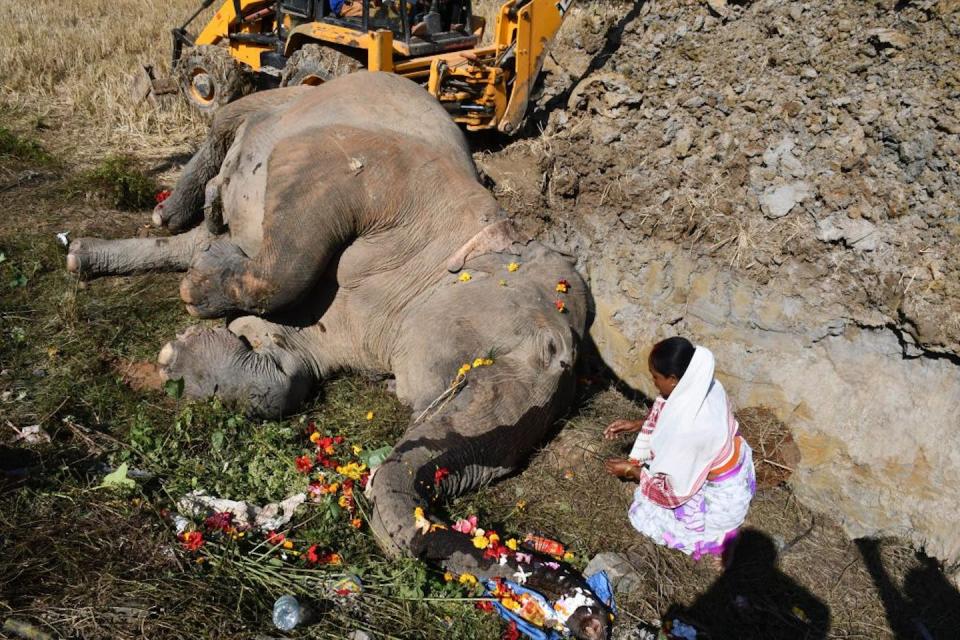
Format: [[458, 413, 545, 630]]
[[146, 0, 576, 133]]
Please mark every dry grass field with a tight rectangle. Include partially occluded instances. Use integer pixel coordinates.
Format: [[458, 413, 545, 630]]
[[2, 1, 959, 639]]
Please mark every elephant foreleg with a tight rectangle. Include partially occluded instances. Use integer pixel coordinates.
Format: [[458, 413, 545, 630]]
[[66, 225, 214, 278], [178, 135, 360, 318], [154, 86, 313, 232], [157, 316, 317, 418]]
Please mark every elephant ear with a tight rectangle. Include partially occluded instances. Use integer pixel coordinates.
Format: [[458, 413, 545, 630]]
[[445, 219, 527, 272]]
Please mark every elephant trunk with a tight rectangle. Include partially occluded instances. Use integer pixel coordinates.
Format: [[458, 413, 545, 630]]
[[365, 356, 612, 640]]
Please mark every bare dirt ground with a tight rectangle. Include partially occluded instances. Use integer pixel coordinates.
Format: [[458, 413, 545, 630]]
[[2, 1, 960, 639]]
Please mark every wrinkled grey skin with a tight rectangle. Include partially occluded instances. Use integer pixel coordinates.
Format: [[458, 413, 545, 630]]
[[67, 73, 609, 639]]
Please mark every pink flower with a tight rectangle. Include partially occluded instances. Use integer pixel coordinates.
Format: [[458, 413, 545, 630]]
[[452, 515, 478, 535]]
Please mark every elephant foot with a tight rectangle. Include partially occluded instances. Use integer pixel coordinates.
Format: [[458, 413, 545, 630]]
[[179, 240, 252, 318], [66, 238, 105, 278], [158, 324, 313, 418]]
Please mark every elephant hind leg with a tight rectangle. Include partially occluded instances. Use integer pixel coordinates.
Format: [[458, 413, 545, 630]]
[[157, 317, 316, 418], [66, 225, 213, 278]]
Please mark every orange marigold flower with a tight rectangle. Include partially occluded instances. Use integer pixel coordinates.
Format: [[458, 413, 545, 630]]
[[351, 517, 363, 529], [555, 300, 566, 313], [556, 279, 570, 293], [309, 432, 321, 444]]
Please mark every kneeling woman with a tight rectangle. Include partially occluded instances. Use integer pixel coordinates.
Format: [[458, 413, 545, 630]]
[[604, 337, 755, 560]]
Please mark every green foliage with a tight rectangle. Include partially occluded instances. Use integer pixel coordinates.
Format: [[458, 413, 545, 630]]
[[77, 155, 157, 210], [0, 126, 55, 165], [98, 462, 136, 490], [123, 401, 309, 503]]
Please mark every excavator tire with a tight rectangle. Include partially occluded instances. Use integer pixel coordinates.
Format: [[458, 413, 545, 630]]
[[280, 44, 363, 87], [176, 45, 252, 115]]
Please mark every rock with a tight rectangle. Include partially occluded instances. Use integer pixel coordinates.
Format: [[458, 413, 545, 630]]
[[704, 0, 730, 18], [815, 213, 880, 251], [584, 552, 644, 593], [867, 28, 911, 50], [759, 181, 814, 218], [675, 128, 694, 157]]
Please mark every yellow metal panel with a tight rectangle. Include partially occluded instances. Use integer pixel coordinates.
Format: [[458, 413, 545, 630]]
[[368, 30, 394, 72]]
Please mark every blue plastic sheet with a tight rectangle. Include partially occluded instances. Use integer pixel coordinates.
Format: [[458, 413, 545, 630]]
[[483, 571, 617, 640]]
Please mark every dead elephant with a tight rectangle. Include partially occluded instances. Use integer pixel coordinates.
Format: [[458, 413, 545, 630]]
[[67, 72, 610, 639]]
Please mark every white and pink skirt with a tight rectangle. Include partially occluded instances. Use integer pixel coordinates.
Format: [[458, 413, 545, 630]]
[[628, 442, 756, 559]]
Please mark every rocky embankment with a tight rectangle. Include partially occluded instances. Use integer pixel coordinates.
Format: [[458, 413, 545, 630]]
[[481, 0, 960, 561]]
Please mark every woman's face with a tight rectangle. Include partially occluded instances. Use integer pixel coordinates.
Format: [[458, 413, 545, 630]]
[[649, 359, 679, 398]]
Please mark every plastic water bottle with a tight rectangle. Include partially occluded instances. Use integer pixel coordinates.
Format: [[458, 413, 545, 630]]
[[272, 595, 307, 631]]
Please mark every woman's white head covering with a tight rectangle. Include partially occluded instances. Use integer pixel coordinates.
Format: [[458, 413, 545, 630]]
[[638, 345, 732, 498]]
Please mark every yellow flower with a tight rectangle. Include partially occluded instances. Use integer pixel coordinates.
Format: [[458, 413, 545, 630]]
[[352, 444, 363, 455], [457, 363, 471, 376], [366, 411, 374, 420], [472, 357, 484, 368], [505, 538, 519, 551], [563, 551, 574, 561], [487, 532, 500, 545], [507, 262, 520, 272], [516, 500, 527, 511], [472, 535, 490, 549], [282, 540, 294, 550], [336, 462, 368, 481], [482, 358, 494, 366], [414, 506, 431, 534], [309, 432, 321, 443], [458, 272, 472, 282], [338, 495, 350, 508], [459, 573, 478, 585], [502, 597, 521, 612], [443, 571, 454, 582]]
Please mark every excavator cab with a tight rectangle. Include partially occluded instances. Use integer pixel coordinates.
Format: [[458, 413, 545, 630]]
[[280, 1, 478, 54], [155, 0, 574, 133]]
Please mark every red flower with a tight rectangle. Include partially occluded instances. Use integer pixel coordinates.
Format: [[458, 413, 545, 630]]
[[266, 531, 286, 545], [502, 620, 520, 640], [295, 455, 314, 473], [179, 530, 204, 551], [554, 299, 566, 313], [305, 544, 319, 564], [306, 421, 317, 434], [475, 600, 495, 613], [154, 189, 172, 204], [333, 435, 345, 444], [434, 467, 450, 487], [359, 472, 370, 488], [304, 545, 341, 565], [204, 511, 234, 532]]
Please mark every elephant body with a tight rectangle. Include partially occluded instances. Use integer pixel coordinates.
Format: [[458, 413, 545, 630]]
[[67, 72, 609, 639]]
